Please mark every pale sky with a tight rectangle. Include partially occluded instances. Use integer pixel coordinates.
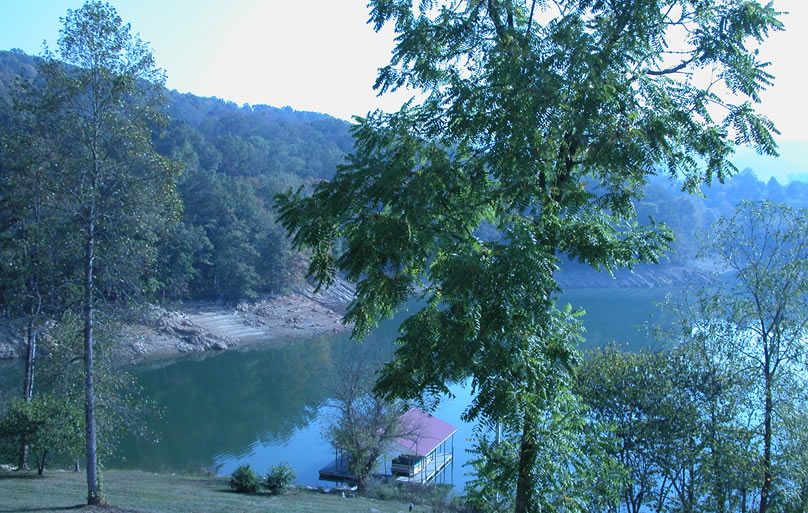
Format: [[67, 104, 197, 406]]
[[1, 0, 806, 180]]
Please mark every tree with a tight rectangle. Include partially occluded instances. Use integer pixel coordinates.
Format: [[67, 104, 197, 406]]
[[776, 396, 808, 513], [0, 132, 59, 470], [9, 2, 179, 504], [0, 394, 83, 476], [576, 347, 673, 513], [576, 342, 758, 513], [692, 200, 808, 513], [466, 388, 623, 513], [1, 73, 80, 470], [323, 347, 412, 488], [276, 2, 781, 510]]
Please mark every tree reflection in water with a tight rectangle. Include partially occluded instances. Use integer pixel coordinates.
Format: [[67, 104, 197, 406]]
[[113, 312, 400, 477]]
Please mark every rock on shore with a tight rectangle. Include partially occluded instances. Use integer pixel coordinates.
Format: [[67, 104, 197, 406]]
[[0, 266, 716, 360], [121, 289, 351, 358], [0, 282, 354, 360]]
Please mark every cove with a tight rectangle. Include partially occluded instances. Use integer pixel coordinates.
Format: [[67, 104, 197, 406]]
[[108, 286, 676, 491]]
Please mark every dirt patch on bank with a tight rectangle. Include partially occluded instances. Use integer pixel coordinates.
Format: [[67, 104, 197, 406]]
[[123, 292, 352, 358], [1, 281, 356, 360]]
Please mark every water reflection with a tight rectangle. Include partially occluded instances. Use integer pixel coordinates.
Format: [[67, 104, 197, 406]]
[[112, 311, 403, 477], [560, 287, 675, 350], [0, 287, 675, 489], [113, 334, 343, 472]]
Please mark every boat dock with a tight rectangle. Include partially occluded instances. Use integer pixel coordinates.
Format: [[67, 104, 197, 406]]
[[319, 407, 456, 486]]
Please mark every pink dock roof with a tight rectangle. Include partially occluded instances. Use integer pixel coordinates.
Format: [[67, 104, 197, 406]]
[[392, 407, 457, 458]]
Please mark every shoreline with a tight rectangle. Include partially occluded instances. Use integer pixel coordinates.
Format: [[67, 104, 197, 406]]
[[122, 292, 352, 360], [0, 283, 355, 361], [0, 264, 716, 361]]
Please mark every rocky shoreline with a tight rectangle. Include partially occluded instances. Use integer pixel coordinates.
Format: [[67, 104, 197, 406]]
[[0, 281, 356, 361], [554, 262, 716, 289], [120, 291, 352, 358], [0, 264, 716, 360]]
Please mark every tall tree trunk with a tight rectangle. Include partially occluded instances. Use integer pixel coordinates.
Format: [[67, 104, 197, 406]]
[[709, 408, 727, 513], [17, 317, 37, 470], [84, 216, 102, 505], [741, 487, 748, 513], [19, 201, 42, 471], [759, 365, 772, 513], [17, 434, 28, 471], [514, 416, 538, 513], [23, 316, 36, 400], [37, 449, 48, 476]]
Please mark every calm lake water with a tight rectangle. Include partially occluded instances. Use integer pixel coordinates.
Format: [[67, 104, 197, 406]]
[[1, 287, 676, 492]]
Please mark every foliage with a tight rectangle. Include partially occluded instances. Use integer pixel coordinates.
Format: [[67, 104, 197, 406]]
[[0, 48, 350, 303], [263, 462, 296, 495], [5, 32, 808, 306], [688, 200, 808, 512], [173, 162, 294, 299], [773, 387, 808, 513], [576, 342, 758, 513], [4, 1, 181, 504], [36, 311, 158, 465], [576, 202, 808, 513], [277, 1, 781, 510], [323, 349, 407, 488], [0, 108, 68, 467], [465, 389, 623, 513], [0, 394, 83, 475], [230, 464, 262, 494]]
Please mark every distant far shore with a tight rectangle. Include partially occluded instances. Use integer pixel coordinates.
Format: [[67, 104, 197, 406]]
[[0, 280, 355, 361], [0, 264, 714, 360]]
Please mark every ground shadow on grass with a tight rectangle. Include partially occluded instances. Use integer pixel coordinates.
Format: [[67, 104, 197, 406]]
[[222, 487, 303, 497], [0, 473, 53, 480], [0, 505, 83, 513], [0, 505, 145, 513]]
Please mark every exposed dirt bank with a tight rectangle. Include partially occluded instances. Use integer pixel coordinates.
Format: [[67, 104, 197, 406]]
[[126, 292, 350, 358], [555, 263, 716, 289], [0, 265, 714, 360], [0, 281, 356, 360]]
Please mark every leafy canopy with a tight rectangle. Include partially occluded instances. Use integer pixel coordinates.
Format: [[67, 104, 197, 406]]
[[6, 1, 180, 504], [277, 0, 781, 429], [693, 200, 808, 512]]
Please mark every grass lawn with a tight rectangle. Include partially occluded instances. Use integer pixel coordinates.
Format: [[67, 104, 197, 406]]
[[0, 469, 414, 513]]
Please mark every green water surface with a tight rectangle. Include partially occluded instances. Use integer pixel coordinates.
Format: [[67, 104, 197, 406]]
[[2, 287, 676, 490]]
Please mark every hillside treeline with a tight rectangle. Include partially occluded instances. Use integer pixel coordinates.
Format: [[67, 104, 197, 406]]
[[2, 48, 807, 301], [636, 169, 808, 264], [1, 49, 351, 300], [148, 96, 352, 299]]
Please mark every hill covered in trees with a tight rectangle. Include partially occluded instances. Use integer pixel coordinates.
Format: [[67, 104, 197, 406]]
[[2, 48, 807, 300], [1, 49, 352, 300]]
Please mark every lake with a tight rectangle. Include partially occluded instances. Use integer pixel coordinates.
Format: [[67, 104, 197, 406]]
[[111, 287, 676, 491], [0, 287, 676, 492]]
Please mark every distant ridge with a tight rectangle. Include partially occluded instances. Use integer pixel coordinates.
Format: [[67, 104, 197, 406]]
[[2, 48, 808, 300]]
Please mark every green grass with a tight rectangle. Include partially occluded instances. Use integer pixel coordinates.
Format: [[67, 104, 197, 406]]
[[0, 469, 414, 513]]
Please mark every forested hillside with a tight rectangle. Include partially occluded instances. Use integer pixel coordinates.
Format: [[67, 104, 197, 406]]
[[149, 94, 353, 299], [1, 49, 352, 300], [2, 48, 807, 300], [635, 169, 808, 264]]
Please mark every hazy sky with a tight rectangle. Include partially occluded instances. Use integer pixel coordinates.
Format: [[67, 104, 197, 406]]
[[1, 0, 806, 179]]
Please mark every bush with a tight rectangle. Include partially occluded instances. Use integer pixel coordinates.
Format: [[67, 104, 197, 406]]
[[230, 464, 261, 493], [264, 462, 296, 495]]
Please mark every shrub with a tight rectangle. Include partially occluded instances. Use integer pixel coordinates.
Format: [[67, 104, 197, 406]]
[[264, 462, 296, 495], [230, 464, 261, 493]]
